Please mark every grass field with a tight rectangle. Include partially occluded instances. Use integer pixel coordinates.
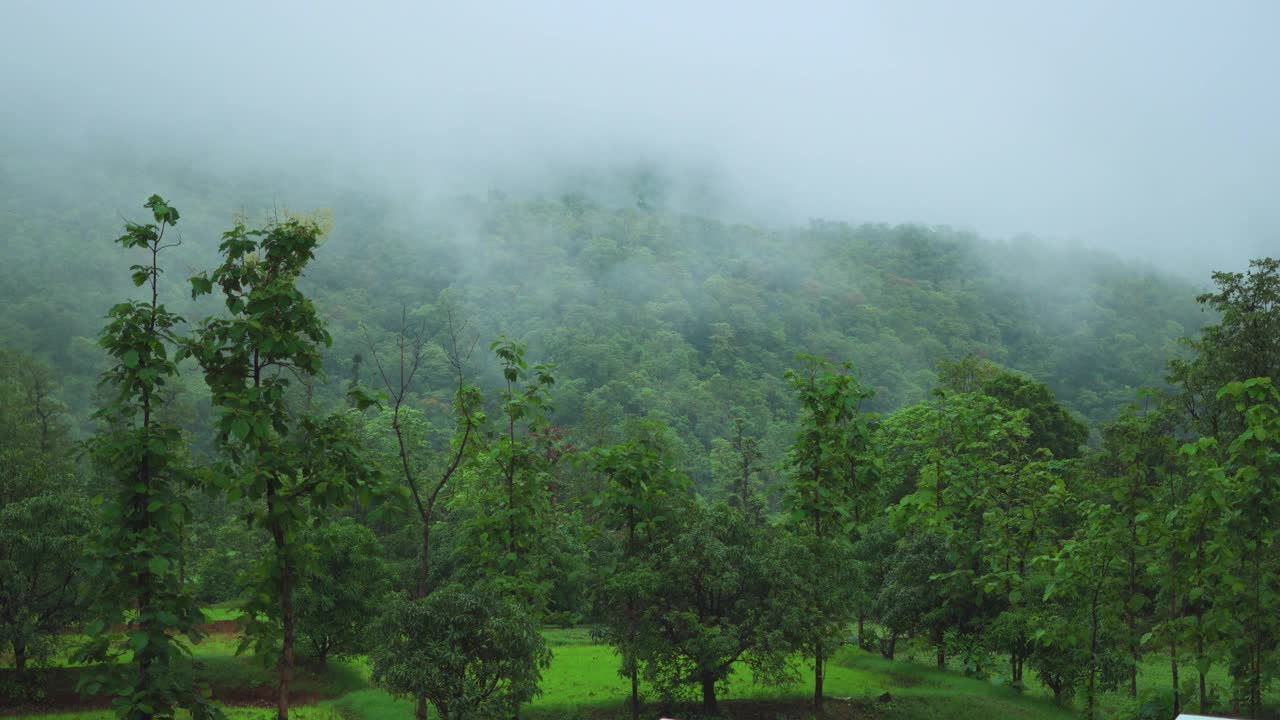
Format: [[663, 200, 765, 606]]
[[2, 625, 1267, 720]]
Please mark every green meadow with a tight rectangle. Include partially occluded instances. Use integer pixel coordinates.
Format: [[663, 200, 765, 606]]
[[12, 625, 1249, 720]]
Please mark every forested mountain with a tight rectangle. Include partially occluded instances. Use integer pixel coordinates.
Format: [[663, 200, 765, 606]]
[[9, 1, 1280, 716], [8, 153, 1280, 720], [0, 150, 1206, 490]]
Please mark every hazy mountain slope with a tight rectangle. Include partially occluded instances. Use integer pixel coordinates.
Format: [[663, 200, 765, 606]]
[[0, 154, 1207, 483]]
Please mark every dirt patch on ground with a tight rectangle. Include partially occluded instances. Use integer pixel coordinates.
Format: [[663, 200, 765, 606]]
[[0, 667, 323, 716], [211, 686, 325, 708], [55, 619, 244, 637]]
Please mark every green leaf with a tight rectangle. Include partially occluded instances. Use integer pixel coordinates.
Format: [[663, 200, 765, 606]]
[[231, 418, 251, 442], [148, 556, 169, 576], [122, 350, 140, 368]]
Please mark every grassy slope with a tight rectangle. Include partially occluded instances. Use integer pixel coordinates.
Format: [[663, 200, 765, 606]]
[[11, 626, 1267, 719], [9, 621, 1271, 720], [8, 628, 1081, 720]]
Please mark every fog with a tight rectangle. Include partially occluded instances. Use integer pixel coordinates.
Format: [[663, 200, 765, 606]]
[[3, 0, 1277, 274]]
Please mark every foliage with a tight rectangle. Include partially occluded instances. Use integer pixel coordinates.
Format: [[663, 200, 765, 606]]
[[708, 417, 766, 516], [873, 530, 952, 660], [294, 520, 392, 667], [369, 583, 551, 720], [456, 338, 557, 600], [188, 519, 265, 605], [1042, 498, 1130, 718], [0, 493, 92, 671], [976, 364, 1089, 459], [782, 354, 880, 713], [0, 168, 1209, 486], [0, 350, 72, 504], [185, 213, 377, 719], [629, 502, 800, 716], [1184, 378, 1280, 716], [588, 430, 690, 716], [76, 195, 221, 720], [1169, 257, 1280, 441]]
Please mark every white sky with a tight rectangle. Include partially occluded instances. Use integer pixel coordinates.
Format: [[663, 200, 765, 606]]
[[2, 1, 1277, 273]]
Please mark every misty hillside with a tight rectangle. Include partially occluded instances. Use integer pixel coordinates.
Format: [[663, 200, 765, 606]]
[[9, 5, 1280, 718], [0, 152, 1207, 487]]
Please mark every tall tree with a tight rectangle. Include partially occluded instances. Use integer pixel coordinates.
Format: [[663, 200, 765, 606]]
[[895, 389, 1030, 671], [1089, 405, 1174, 698], [77, 196, 219, 720], [1041, 499, 1128, 717], [363, 308, 481, 720], [1186, 378, 1280, 717], [464, 337, 557, 594], [186, 214, 375, 720], [590, 433, 689, 719], [1172, 438, 1230, 716], [715, 417, 764, 518], [783, 355, 879, 716]]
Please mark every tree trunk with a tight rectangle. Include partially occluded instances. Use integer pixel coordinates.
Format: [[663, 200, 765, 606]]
[[814, 639, 824, 716], [1088, 600, 1099, 720], [1170, 637, 1180, 716], [1087, 669, 1096, 719], [1127, 493, 1139, 699], [701, 673, 718, 716], [13, 639, 26, 672], [882, 633, 897, 661], [1252, 552, 1263, 717], [178, 521, 186, 592], [418, 521, 431, 598], [858, 614, 865, 650], [937, 646, 945, 670], [1197, 613, 1208, 714], [630, 666, 639, 720], [1128, 651, 1138, 698], [139, 581, 155, 720], [278, 572, 294, 720], [272, 511, 294, 720], [414, 492, 432, 719]]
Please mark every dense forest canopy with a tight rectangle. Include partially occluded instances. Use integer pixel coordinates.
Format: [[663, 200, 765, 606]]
[[0, 149, 1208, 481]]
